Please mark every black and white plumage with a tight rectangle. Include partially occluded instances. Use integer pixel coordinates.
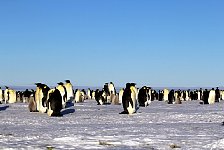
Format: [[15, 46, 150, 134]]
[[47, 89, 63, 117], [120, 83, 138, 114]]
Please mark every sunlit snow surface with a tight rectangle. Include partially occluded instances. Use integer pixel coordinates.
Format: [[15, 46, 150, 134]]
[[1, 100, 224, 150]]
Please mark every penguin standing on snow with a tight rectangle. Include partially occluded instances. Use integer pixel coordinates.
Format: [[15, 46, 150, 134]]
[[168, 89, 175, 104], [57, 82, 67, 108], [208, 88, 215, 104], [221, 90, 224, 100], [203, 89, 209, 104], [138, 86, 149, 107], [28, 89, 37, 112], [163, 89, 169, 102], [215, 87, 220, 102], [4, 86, 16, 104], [198, 88, 202, 100], [87, 88, 91, 99], [4, 86, 9, 103], [91, 90, 95, 100], [64, 80, 74, 102], [111, 93, 119, 105], [120, 83, 137, 114], [158, 90, 163, 101], [108, 82, 116, 95], [35, 83, 42, 111], [95, 89, 105, 105], [47, 88, 63, 117], [35, 83, 50, 113], [174, 90, 182, 104], [118, 88, 124, 104], [74, 89, 84, 103]]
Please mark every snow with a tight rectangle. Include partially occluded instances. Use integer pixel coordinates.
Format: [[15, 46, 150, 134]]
[[1, 100, 224, 149]]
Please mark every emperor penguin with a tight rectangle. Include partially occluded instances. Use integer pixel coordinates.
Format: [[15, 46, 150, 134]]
[[131, 83, 139, 109], [138, 86, 149, 107], [215, 87, 220, 102], [4, 86, 16, 104], [95, 89, 105, 105], [208, 88, 216, 104], [174, 90, 181, 104], [87, 88, 91, 99], [147, 87, 152, 102], [103, 83, 110, 96], [180, 91, 184, 101], [108, 82, 116, 95], [4, 87, 9, 104], [91, 91, 95, 100], [16, 91, 22, 102], [199, 88, 203, 100], [47, 88, 63, 117], [35, 83, 41, 111], [186, 90, 190, 101], [198, 89, 201, 100], [64, 80, 74, 102], [99, 88, 107, 103], [0, 87, 3, 104], [74, 89, 82, 103], [81, 89, 86, 100], [221, 90, 224, 100], [35, 83, 49, 113], [28, 89, 37, 112], [158, 90, 164, 101], [8, 89, 17, 103], [120, 83, 137, 114], [57, 82, 67, 108], [168, 89, 175, 104], [23, 89, 32, 103], [163, 88, 169, 102], [203, 89, 209, 104], [119, 88, 124, 104], [111, 93, 119, 105]]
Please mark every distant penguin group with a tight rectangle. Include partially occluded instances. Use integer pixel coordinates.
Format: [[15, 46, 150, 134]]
[[1, 80, 224, 118]]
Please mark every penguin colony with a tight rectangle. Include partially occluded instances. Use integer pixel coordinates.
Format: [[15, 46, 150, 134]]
[[0, 81, 223, 116]]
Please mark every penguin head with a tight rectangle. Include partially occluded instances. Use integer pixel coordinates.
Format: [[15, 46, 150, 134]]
[[57, 82, 64, 85], [35, 83, 42, 87], [130, 83, 136, 87], [126, 83, 131, 88], [65, 80, 70, 83]]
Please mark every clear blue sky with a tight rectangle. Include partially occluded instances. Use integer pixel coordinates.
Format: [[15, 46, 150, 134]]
[[0, 0, 223, 88]]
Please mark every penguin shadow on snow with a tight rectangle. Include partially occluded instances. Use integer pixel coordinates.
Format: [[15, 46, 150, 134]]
[[61, 102, 75, 116], [65, 102, 74, 108], [61, 108, 75, 116], [0, 105, 9, 111]]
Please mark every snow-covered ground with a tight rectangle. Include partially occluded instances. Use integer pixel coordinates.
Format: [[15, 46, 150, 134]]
[[1, 100, 224, 150]]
